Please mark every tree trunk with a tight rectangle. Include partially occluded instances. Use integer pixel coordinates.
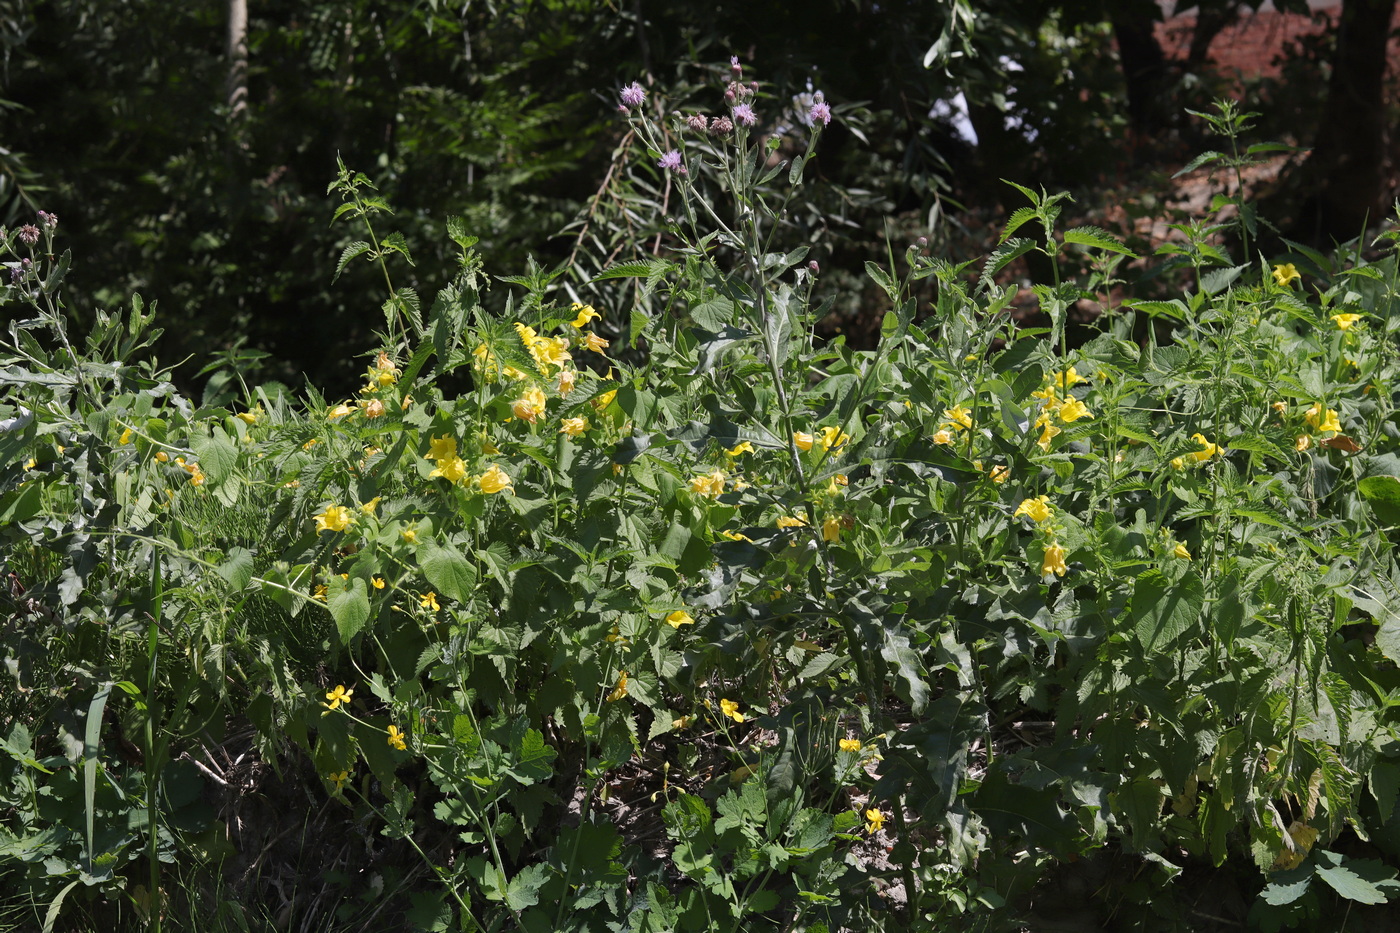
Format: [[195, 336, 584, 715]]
[[227, 0, 248, 143], [1109, 0, 1171, 139], [1290, 0, 1396, 245]]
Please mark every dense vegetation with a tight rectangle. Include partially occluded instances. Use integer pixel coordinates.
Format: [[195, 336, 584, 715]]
[[6, 2, 1400, 931]]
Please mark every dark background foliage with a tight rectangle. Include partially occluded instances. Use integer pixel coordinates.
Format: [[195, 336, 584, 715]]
[[1, 0, 1393, 392]]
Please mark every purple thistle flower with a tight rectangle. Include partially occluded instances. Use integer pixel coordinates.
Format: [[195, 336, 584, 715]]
[[732, 103, 757, 127], [686, 112, 709, 133], [709, 116, 733, 136], [657, 150, 687, 174], [620, 82, 645, 109], [17, 225, 39, 246], [810, 90, 831, 126]]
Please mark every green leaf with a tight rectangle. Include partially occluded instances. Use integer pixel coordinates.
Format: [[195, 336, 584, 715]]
[[333, 240, 372, 281], [1173, 149, 1225, 177], [864, 261, 897, 300], [1313, 850, 1399, 905], [329, 578, 369, 643], [979, 238, 1036, 292], [1132, 570, 1204, 653], [191, 431, 237, 482], [216, 547, 255, 591], [788, 154, 806, 186], [1062, 226, 1137, 257], [420, 542, 475, 603], [1359, 476, 1400, 525]]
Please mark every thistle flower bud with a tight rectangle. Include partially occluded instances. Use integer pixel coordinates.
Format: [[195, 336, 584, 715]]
[[710, 115, 733, 135], [687, 112, 708, 133], [730, 55, 742, 80]]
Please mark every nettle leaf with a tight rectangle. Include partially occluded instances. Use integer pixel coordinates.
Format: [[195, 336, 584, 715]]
[[216, 547, 254, 591], [1062, 226, 1137, 257], [1313, 850, 1400, 905], [333, 240, 372, 281], [1132, 570, 1204, 654], [1260, 864, 1315, 906]]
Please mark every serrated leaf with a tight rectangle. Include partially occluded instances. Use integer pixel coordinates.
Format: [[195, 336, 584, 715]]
[[1314, 850, 1398, 905], [191, 431, 237, 482], [1201, 264, 1247, 295], [979, 238, 1037, 292], [333, 241, 372, 281], [864, 261, 897, 300], [1132, 570, 1204, 653], [216, 547, 254, 591], [1062, 226, 1137, 257], [1173, 149, 1225, 177], [329, 578, 369, 643], [420, 542, 475, 602]]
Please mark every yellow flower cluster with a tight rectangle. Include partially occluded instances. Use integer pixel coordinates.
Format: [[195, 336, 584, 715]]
[[793, 426, 850, 453], [690, 471, 725, 498], [424, 435, 513, 492]]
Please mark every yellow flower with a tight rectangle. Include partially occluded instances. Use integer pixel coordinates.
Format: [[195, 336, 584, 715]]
[[989, 465, 1010, 483], [314, 505, 354, 534], [1031, 385, 1061, 409], [23, 457, 35, 470], [818, 426, 851, 452], [1295, 434, 1312, 452], [865, 808, 886, 834], [429, 456, 469, 483], [792, 431, 814, 451], [1272, 263, 1301, 287], [559, 417, 589, 437], [1054, 367, 1085, 388], [371, 576, 385, 589], [557, 369, 577, 397], [328, 770, 349, 790], [530, 335, 572, 374], [1042, 542, 1068, 577], [672, 715, 693, 730], [591, 387, 617, 410], [1014, 496, 1053, 523], [400, 527, 419, 544], [187, 467, 207, 486], [571, 303, 601, 328], [235, 409, 259, 425], [324, 684, 353, 710], [1304, 404, 1341, 434], [1332, 313, 1362, 330], [155, 450, 170, 462], [776, 515, 808, 528], [313, 584, 328, 601], [839, 738, 862, 753], [426, 435, 458, 462], [720, 530, 753, 543], [362, 399, 386, 419], [726, 441, 754, 457], [932, 428, 953, 445], [606, 671, 629, 702], [302, 438, 318, 450], [720, 699, 745, 723], [1036, 420, 1061, 452], [1189, 433, 1222, 461], [328, 402, 356, 420], [387, 725, 407, 750], [822, 517, 841, 542], [478, 464, 513, 494], [1057, 398, 1093, 423], [512, 386, 548, 423], [360, 496, 382, 514], [1173, 543, 1191, 560], [514, 322, 539, 346], [690, 471, 726, 498], [665, 610, 695, 629], [582, 331, 609, 353], [420, 592, 440, 611], [942, 406, 972, 430], [1170, 456, 1185, 470], [119, 427, 134, 444]]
